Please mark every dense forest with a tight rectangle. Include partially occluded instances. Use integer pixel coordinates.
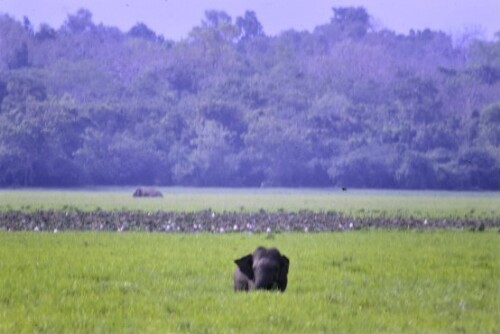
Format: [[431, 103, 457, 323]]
[[0, 7, 499, 189]]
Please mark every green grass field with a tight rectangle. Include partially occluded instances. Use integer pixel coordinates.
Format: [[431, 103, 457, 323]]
[[0, 231, 499, 333], [0, 188, 499, 218]]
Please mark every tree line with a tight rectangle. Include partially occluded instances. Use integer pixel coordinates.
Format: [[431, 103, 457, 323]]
[[0, 7, 499, 189]]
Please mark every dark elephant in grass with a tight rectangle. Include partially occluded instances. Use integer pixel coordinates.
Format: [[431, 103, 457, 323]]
[[233, 247, 289, 292], [132, 187, 163, 197]]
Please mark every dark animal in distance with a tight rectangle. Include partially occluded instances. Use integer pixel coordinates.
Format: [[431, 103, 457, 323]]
[[132, 187, 163, 197], [234, 246, 289, 292]]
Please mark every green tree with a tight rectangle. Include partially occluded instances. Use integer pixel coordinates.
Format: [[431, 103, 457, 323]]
[[63, 8, 94, 34], [478, 103, 500, 147], [236, 11, 264, 40], [395, 153, 437, 189], [0, 71, 86, 185], [128, 22, 157, 41]]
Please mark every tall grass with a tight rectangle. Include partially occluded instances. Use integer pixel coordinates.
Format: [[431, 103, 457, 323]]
[[0, 188, 499, 218], [1, 231, 499, 333]]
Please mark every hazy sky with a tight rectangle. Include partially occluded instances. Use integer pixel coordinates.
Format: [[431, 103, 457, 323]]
[[1, 0, 499, 40]]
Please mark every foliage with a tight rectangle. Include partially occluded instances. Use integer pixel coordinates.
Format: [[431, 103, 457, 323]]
[[0, 232, 499, 333], [0, 7, 499, 189]]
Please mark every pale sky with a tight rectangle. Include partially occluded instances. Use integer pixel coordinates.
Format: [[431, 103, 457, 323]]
[[1, 0, 499, 40]]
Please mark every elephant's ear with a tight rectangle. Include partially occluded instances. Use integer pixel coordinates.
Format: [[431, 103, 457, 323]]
[[277, 255, 289, 292], [234, 254, 254, 280], [280, 255, 290, 273]]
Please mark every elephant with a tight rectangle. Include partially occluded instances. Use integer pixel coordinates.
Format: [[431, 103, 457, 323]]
[[132, 187, 163, 197], [233, 246, 289, 292]]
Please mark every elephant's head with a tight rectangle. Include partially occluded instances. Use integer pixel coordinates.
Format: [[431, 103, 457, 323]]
[[234, 247, 289, 291]]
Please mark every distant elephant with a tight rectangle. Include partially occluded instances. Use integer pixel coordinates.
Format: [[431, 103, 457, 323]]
[[233, 247, 289, 292], [132, 187, 163, 197]]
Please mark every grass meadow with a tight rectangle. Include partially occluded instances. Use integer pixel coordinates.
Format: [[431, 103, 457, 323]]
[[0, 231, 499, 333], [0, 188, 499, 333], [0, 188, 499, 218]]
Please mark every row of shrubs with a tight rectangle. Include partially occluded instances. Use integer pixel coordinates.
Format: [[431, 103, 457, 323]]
[[0, 210, 497, 232]]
